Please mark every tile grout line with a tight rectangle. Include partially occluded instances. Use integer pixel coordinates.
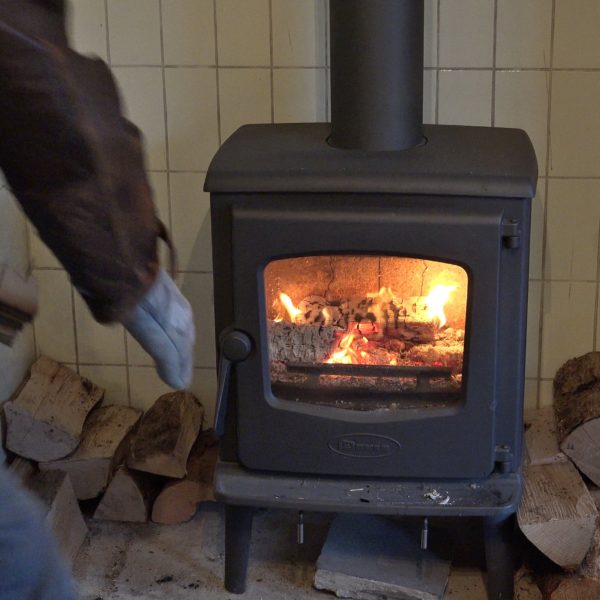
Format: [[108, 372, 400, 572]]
[[594, 218, 600, 351], [104, 0, 111, 63], [491, 0, 498, 126], [535, 0, 557, 407], [213, 0, 223, 145], [434, 0, 441, 125], [268, 0, 275, 123], [70, 285, 80, 374]]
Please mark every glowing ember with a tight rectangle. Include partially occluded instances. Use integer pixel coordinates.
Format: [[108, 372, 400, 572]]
[[425, 284, 456, 329], [278, 292, 302, 322]]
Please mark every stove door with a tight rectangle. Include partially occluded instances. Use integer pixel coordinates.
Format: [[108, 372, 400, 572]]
[[229, 195, 512, 479]]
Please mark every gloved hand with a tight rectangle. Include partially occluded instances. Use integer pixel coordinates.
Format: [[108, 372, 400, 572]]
[[123, 269, 195, 390]]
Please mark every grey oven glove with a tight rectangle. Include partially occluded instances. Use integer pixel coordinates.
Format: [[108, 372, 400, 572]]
[[123, 269, 195, 390]]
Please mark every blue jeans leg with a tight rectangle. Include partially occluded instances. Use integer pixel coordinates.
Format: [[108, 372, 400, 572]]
[[0, 465, 76, 600]]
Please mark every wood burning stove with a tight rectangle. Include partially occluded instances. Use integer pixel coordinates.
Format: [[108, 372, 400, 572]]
[[205, 2, 537, 599]]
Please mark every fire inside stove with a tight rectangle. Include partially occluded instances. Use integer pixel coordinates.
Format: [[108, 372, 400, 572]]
[[264, 256, 469, 410]]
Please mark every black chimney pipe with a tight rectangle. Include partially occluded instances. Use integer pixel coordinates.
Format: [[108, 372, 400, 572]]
[[329, 0, 424, 152]]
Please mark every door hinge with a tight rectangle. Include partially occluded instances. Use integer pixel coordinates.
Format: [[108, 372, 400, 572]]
[[502, 220, 521, 249]]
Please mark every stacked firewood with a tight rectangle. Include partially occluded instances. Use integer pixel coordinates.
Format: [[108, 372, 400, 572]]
[[517, 352, 600, 598], [1, 356, 219, 560]]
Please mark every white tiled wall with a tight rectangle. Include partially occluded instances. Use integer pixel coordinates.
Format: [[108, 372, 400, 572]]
[[30, 0, 600, 415]]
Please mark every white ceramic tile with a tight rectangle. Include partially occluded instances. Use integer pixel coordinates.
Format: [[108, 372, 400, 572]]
[[129, 367, 174, 411], [216, 0, 270, 66], [190, 368, 217, 426], [272, 0, 327, 67], [438, 70, 492, 126], [524, 379, 539, 411], [540, 281, 596, 379], [170, 173, 213, 272], [526, 281, 542, 380], [496, 0, 552, 68], [162, 0, 215, 65], [0, 188, 29, 273], [538, 379, 554, 408], [67, 0, 108, 60], [545, 180, 600, 281], [423, 69, 436, 125], [165, 68, 219, 171], [273, 68, 328, 123], [74, 293, 126, 365], [529, 179, 546, 281], [33, 270, 77, 364], [0, 325, 34, 403], [439, 0, 494, 68], [179, 273, 216, 368], [424, 0, 438, 68], [555, 0, 600, 68], [29, 226, 61, 270], [112, 67, 167, 171], [107, 0, 161, 65], [78, 365, 129, 407], [550, 72, 600, 178], [494, 71, 549, 175], [218, 68, 272, 141]]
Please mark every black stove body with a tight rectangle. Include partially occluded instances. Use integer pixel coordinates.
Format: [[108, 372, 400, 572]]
[[205, 2, 537, 599]]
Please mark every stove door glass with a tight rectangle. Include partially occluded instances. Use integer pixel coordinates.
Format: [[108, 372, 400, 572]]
[[264, 256, 469, 411]]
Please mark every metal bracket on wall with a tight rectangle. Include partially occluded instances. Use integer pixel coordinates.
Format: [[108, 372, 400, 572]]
[[501, 220, 521, 249]]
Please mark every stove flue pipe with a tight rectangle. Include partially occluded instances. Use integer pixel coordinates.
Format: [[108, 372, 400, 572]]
[[329, 0, 424, 152]]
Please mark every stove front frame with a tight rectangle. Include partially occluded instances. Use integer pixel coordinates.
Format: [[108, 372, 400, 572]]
[[214, 191, 530, 480]]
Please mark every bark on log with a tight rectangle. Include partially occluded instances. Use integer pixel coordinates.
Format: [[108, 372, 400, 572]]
[[554, 352, 600, 487], [3, 356, 104, 461], [524, 407, 568, 466], [517, 461, 598, 568], [27, 471, 88, 565], [93, 467, 161, 523], [39, 405, 142, 499], [127, 392, 204, 478], [151, 430, 219, 525]]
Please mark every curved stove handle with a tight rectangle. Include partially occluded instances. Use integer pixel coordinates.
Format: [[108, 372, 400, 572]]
[[214, 330, 252, 436]]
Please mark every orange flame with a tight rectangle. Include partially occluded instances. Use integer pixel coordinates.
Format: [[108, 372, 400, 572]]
[[278, 292, 301, 322], [425, 284, 456, 328], [327, 332, 359, 364]]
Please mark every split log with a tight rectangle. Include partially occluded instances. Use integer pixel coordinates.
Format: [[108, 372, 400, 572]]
[[27, 471, 88, 565], [514, 566, 542, 600], [579, 486, 600, 581], [93, 467, 161, 523], [554, 352, 600, 487], [3, 356, 104, 461], [537, 575, 600, 600], [39, 405, 142, 499], [8, 456, 36, 482], [268, 322, 338, 363], [517, 461, 598, 568], [127, 391, 204, 478], [524, 407, 568, 466], [151, 430, 219, 525]]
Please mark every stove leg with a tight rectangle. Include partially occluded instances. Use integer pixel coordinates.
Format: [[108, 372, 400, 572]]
[[483, 514, 515, 600], [224, 504, 254, 594]]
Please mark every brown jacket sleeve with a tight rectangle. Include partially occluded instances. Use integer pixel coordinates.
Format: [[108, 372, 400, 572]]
[[0, 0, 161, 323]]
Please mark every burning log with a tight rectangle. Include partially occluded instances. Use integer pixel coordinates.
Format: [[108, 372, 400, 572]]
[[554, 352, 600, 487], [3, 356, 104, 462], [517, 461, 598, 569], [268, 321, 338, 363]]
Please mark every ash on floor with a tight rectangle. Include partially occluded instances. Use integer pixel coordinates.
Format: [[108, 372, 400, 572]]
[[73, 505, 495, 599]]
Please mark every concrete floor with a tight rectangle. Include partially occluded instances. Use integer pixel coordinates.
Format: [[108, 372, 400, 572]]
[[73, 504, 496, 599]]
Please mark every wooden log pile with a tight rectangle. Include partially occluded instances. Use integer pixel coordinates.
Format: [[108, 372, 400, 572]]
[[517, 352, 600, 595], [1, 356, 220, 550]]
